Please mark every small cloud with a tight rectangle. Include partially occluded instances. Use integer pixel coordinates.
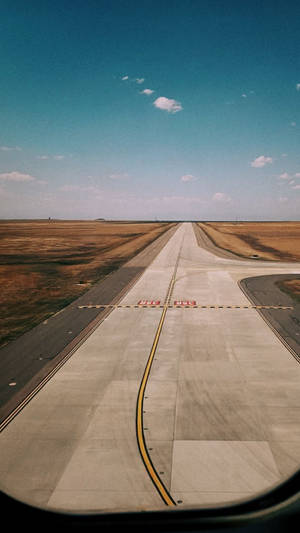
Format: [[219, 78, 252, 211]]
[[160, 194, 204, 205], [59, 184, 102, 194], [122, 75, 129, 81], [180, 174, 197, 182], [280, 172, 300, 181], [296, 83, 300, 91], [141, 88, 154, 95], [0, 145, 22, 152], [279, 196, 288, 203], [241, 94, 247, 98], [60, 185, 80, 192], [153, 96, 183, 113], [36, 154, 66, 160], [109, 172, 128, 180], [289, 180, 295, 185], [292, 184, 300, 189], [36, 179, 48, 186], [251, 155, 273, 168], [0, 171, 35, 182], [281, 153, 288, 157], [291, 122, 296, 127], [212, 192, 232, 203], [136, 78, 145, 84]]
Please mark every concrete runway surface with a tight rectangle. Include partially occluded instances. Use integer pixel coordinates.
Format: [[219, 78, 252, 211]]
[[0, 222, 300, 513]]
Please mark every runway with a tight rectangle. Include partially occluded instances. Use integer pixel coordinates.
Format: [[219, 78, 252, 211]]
[[0, 222, 300, 513]]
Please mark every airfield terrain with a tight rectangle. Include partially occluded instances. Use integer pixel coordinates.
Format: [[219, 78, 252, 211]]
[[198, 221, 300, 262], [0, 220, 175, 347], [0, 221, 300, 513]]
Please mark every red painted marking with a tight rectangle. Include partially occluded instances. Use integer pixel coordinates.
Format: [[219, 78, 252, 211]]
[[174, 300, 196, 306], [138, 300, 161, 306]]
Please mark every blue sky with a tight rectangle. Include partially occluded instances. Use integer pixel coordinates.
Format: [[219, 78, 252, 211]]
[[1, 0, 300, 220]]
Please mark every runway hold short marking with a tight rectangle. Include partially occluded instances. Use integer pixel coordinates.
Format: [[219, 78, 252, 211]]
[[78, 304, 293, 310], [138, 300, 161, 306], [174, 300, 196, 306]]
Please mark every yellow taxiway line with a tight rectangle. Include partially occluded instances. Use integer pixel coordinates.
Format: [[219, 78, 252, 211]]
[[135, 265, 179, 506], [136, 301, 176, 506], [136, 272, 176, 506]]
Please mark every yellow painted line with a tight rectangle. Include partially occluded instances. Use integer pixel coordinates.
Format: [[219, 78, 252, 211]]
[[135, 268, 179, 507], [136, 303, 175, 506]]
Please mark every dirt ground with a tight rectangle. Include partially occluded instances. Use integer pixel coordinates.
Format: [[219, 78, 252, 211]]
[[198, 222, 300, 262], [0, 220, 176, 347]]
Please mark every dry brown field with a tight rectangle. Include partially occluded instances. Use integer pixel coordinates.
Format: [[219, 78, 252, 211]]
[[0, 220, 176, 347], [198, 221, 300, 262], [276, 279, 300, 303]]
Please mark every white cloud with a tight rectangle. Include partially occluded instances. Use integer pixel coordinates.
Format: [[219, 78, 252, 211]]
[[153, 96, 183, 113], [296, 83, 300, 91], [122, 75, 129, 81], [279, 196, 288, 203], [279, 172, 290, 180], [109, 172, 128, 180], [160, 195, 204, 205], [181, 174, 197, 182], [60, 184, 102, 194], [36, 154, 65, 160], [241, 94, 247, 98], [280, 172, 300, 181], [291, 122, 296, 127], [141, 88, 154, 95], [0, 146, 22, 151], [60, 185, 81, 192], [292, 184, 300, 189], [251, 155, 273, 168], [0, 171, 35, 182], [281, 153, 288, 157], [136, 78, 145, 84], [0, 146, 12, 151], [212, 192, 232, 203]]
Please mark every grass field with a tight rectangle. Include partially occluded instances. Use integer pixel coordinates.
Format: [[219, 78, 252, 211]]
[[198, 221, 300, 262], [0, 220, 176, 347]]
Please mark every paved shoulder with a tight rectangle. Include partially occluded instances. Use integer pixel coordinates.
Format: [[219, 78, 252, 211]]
[[240, 274, 300, 361]]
